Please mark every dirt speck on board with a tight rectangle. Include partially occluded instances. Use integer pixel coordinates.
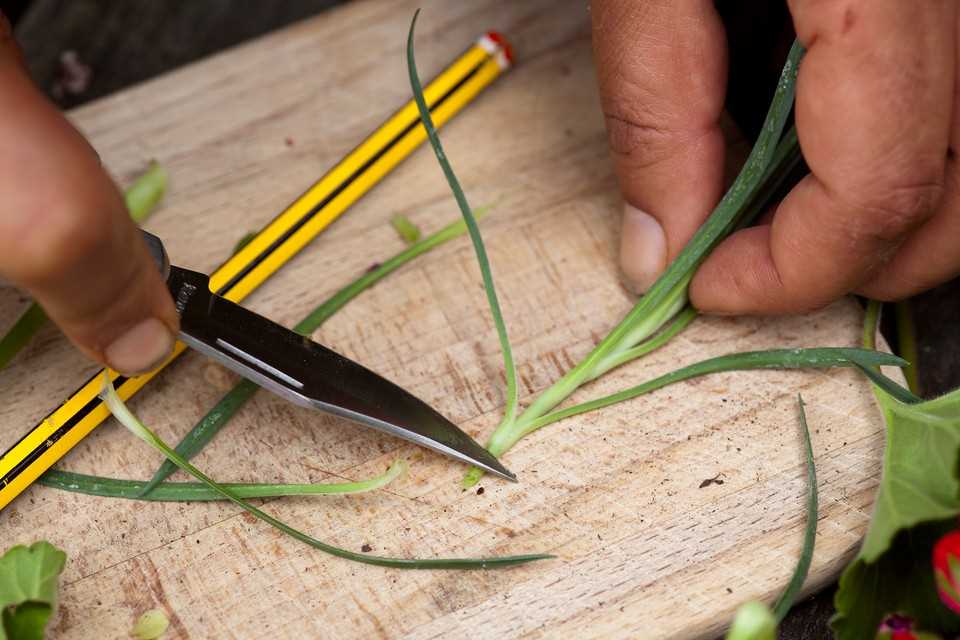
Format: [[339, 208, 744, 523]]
[[699, 473, 725, 489], [361, 543, 372, 553]]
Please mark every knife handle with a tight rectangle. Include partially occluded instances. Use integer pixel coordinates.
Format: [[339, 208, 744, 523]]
[[141, 229, 170, 282]]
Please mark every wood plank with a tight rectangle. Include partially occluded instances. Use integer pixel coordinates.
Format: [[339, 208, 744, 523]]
[[0, 1, 889, 637]]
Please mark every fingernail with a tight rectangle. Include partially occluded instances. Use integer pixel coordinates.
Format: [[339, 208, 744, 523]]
[[620, 204, 667, 294], [105, 318, 175, 375]]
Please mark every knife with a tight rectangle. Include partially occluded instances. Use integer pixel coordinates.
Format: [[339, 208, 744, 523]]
[[142, 230, 515, 481]]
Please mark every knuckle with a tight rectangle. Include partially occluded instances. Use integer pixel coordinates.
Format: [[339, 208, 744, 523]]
[[603, 107, 674, 165], [849, 180, 943, 242], [602, 99, 709, 171]]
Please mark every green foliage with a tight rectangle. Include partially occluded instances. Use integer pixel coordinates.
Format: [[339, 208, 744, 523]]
[[725, 396, 818, 639], [407, 10, 519, 437], [131, 609, 169, 640], [100, 374, 551, 569], [123, 160, 168, 224], [39, 460, 407, 501], [771, 396, 818, 622], [725, 601, 776, 640], [832, 302, 960, 637], [390, 214, 421, 244], [0, 542, 67, 640]]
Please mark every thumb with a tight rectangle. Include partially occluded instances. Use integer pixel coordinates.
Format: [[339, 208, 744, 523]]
[[0, 52, 178, 375], [592, 0, 728, 293]]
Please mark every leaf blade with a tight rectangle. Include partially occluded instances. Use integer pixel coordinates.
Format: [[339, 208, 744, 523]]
[[101, 374, 551, 569]]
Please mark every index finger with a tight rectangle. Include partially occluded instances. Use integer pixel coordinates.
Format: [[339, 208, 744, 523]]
[[691, 0, 956, 314]]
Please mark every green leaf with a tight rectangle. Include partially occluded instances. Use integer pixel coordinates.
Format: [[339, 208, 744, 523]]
[[771, 395, 818, 622], [832, 302, 960, 638], [0, 541, 67, 640], [834, 521, 960, 638], [124, 160, 168, 224], [407, 11, 519, 431], [39, 459, 407, 501], [390, 214, 421, 244], [725, 396, 818, 639], [511, 348, 905, 448], [132, 609, 169, 640], [3, 602, 52, 640], [100, 374, 551, 569]]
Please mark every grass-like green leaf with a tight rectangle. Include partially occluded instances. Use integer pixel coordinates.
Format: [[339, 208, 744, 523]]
[[725, 395, 818, 639], [391, 214, 421, 244], [0, 162, 168, 372], [502, 348, 905, 452], [39, 459, 407, 502], [771, 395, 818, 622], [407, 11, 519, 431], [0, 541, 67, 640], [135, 212, 484, 495], [100, 374, 551, 569]]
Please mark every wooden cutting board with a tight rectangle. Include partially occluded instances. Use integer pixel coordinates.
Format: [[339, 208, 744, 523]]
[[0, 1, 888, 637]]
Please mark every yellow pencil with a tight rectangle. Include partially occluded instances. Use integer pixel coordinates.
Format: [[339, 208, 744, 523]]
[[0, 32, 514, 511]]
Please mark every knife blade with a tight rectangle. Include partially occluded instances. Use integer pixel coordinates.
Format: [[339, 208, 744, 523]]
[[144, 231, 515, 481]]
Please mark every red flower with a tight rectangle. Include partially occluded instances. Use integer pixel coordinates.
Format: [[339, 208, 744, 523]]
[[933, 530, 960, 614]]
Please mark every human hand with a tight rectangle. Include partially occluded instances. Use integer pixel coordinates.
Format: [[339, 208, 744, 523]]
[[0, 12, 178, 374], [593, 0, 960, 313]]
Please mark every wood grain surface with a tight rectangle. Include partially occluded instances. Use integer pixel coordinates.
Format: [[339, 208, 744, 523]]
[[0, 1, 891, 637]]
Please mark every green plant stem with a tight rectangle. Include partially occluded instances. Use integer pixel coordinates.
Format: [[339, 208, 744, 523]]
[[408, 11, 519, 435], [39, 460, 407, 501], [137, 212, 485, 496], [101, 374, 551, 569], [894, 300, 921, 396], [856, 301, 922, 405], [0, 163, 168, 372], [589, 306, 698, 380]]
